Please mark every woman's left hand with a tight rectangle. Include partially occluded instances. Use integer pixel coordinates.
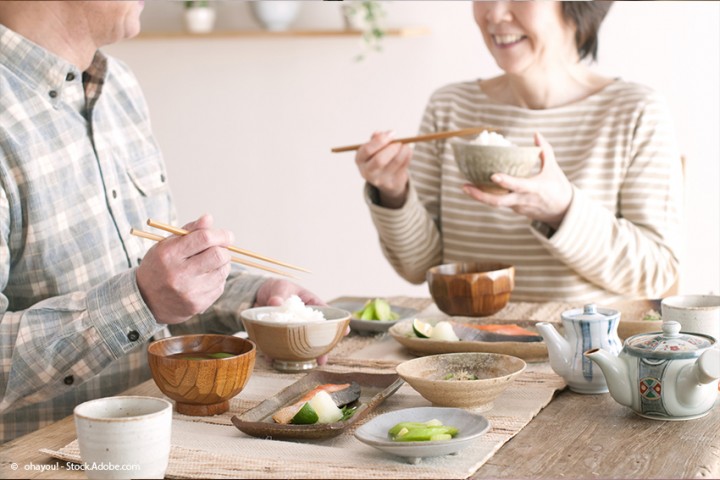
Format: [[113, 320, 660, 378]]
[[462, 132, 573, 230]]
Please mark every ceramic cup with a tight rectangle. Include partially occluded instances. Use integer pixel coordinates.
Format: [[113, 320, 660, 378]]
[[73, 396, 172, 480], [661, 295, 720, 342]]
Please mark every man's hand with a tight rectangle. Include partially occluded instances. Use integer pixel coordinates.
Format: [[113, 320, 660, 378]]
[[136, 214, 233, 324]]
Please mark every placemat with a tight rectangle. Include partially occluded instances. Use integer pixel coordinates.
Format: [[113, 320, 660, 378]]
[[41, 363, 565, 479]]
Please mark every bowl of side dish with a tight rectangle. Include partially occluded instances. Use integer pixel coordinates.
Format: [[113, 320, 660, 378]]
[[396, 352, 526, 411], [147, 334, 256, 416], [427, 262, 515, 317], [241, 296, 350, 372]]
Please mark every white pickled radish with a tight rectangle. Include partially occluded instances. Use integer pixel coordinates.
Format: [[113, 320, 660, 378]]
[[308, 390, 343, 423], [430, 321, 459, 341]]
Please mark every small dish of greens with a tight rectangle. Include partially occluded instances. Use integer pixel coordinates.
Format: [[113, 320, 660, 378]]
[[354, 407, 490, 464], [330, 298, 418, 335]]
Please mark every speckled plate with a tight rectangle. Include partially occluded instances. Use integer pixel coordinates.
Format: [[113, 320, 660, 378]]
[[231, 371, 403, 440], [389, 317, 549, 362], [330, 300, 419, 335], [354, 406, 491, 464]]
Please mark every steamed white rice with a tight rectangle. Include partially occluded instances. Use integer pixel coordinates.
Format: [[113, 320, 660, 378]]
[[256, 295, 325, 323], [471, 130, 515, 147]]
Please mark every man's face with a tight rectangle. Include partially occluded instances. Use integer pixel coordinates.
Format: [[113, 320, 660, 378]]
[[81, 0, 144, 47]]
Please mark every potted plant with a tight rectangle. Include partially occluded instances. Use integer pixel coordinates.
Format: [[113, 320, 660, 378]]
[[340, 1, 386, 60], [183, 0, 216, 34]]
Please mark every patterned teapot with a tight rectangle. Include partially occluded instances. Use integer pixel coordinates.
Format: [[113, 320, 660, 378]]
[[584, 321, 720, 420]]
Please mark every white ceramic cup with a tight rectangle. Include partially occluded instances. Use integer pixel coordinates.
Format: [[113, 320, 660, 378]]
[[73, 396, 172, 480], [661, 295, 720, 342]]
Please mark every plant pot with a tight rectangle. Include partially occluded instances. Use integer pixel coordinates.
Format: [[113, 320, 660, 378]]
[[184, 6, 216, 34], [341, 4, 369, 31], [249, 1, 301, 32]]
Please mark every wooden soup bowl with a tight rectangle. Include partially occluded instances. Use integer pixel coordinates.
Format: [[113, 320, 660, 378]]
[[147, 334, 256, 416]]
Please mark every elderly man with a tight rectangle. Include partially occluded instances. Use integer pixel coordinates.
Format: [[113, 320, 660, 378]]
[[0, 0, 320, 442]]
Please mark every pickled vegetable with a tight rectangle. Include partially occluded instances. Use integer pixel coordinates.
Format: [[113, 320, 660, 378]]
[[388, 419, 459, 442]]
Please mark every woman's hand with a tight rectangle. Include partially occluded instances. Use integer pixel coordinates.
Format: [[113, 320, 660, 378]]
[[355, 130, 413, 209], [462, 132, 573, 229]]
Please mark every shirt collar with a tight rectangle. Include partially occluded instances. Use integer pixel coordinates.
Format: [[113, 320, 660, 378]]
[[0, 23, 108, 106]]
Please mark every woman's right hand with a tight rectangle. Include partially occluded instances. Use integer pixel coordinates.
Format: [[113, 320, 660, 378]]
[[355, 130, 413, 209]]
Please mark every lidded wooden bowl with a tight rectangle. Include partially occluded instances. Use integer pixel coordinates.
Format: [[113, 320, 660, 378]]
[[427, 262, 514, 317]]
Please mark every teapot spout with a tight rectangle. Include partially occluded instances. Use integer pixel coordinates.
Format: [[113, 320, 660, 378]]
[[584, 348, 632, 407], [536, 322, 572, 378]]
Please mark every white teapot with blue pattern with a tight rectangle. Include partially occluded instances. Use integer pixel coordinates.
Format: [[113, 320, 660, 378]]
[[584, 321, 720, 420], [537, 304, 622, 394]]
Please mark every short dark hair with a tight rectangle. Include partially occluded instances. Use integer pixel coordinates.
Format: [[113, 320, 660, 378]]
[[562, 1, 614, 62]]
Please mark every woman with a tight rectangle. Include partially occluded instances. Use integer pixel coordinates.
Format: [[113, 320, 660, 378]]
[[355, 1, 682, 303]]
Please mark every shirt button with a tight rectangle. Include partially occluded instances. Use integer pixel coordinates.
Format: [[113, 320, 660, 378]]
[[137, 258, 142, 265], [63, 375, 74, 385], [112, 190, 117, 199], [160, 174, 166, 183], [49, 90, 58, 98], [127, 331, 140, 342], [66, 72, 76, 81]]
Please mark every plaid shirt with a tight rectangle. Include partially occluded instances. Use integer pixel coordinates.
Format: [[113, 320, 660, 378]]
[[0, 24, 264, 442]]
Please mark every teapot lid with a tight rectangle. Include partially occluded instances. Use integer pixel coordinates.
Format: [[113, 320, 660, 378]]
[[625, 321, 715, 358]]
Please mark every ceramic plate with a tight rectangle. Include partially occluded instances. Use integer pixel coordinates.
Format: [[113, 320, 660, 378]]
[[389, 317, 548, 362], [354, 406, 491, 464], [611, 298, 663, 339], [330, 300, 418, 335], [231, 371, 403, 440]]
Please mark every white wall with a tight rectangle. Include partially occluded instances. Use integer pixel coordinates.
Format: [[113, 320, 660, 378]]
[[106, 1, 720, 302]]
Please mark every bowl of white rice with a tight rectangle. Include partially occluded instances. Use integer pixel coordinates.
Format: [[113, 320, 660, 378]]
[[240, 296, 350, 372], [451, 130, 541, 194]]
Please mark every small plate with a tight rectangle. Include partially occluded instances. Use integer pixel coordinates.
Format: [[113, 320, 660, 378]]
[[330, 300, 418, 335], [354, 406, 491, 464], [389, 317, 548, 362], [231, 370, 403, 440]]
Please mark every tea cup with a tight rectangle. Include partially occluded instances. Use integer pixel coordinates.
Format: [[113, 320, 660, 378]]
[[661, 295, 720, 341], [73, 396, 172, 479]]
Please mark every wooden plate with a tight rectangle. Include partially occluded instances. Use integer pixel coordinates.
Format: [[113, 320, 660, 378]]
[[389, 317, 549, 363], [231, 371, 403, 440]]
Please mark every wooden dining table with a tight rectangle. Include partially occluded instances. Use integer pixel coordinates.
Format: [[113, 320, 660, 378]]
[[1, 296, 719, 479]]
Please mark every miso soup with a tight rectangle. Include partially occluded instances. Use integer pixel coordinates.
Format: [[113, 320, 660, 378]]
[[168, 352, 236, 361]]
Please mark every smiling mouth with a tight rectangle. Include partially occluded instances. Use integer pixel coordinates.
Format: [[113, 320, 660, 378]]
[[492, 34, 526, 47]]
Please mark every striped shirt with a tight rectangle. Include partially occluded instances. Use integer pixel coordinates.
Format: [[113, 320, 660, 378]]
[[0, 24, 264, 442], [366, 79, 682, 303]]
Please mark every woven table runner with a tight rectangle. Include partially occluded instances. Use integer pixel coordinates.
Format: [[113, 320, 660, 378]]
[[41, 364, 564, 479], [41, 298, 569, 479]]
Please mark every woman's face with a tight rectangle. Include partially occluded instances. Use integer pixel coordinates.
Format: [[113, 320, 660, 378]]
[[473, 1, 578, 75]]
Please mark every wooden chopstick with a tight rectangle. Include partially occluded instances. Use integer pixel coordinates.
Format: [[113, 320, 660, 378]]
[[146, 219, 311, 274], [330, 127, 496, 153], [130, 228, 297, 279]]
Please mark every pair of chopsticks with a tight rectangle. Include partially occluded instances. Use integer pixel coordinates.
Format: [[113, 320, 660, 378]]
[[330, 127, 496, 153], [130, 219, 309, 278]]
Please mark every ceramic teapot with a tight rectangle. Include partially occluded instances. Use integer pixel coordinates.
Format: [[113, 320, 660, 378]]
[[584, 321, 720, 420], [537, 304, 622, 394]]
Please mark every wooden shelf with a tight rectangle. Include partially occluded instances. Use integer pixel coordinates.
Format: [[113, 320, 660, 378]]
[[134, 27, 430, 40]]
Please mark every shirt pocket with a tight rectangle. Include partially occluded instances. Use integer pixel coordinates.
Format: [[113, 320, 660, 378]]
[[125, 159, 169, 197]]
